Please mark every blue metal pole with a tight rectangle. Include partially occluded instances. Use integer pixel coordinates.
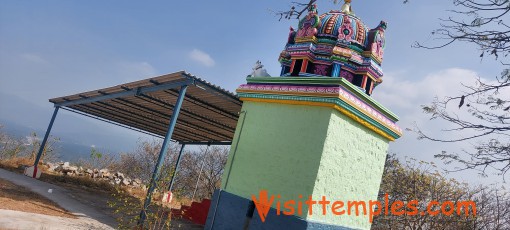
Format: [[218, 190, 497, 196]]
[[34, 106, 60, 167], [167, 143, 186, 191], [138, 85, 188, 225]]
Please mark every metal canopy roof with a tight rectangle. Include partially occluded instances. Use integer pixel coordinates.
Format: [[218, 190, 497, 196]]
[[49, 71, 242, 144]]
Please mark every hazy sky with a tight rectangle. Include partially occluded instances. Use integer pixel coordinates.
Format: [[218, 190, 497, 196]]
[[0, 0, 506, 185]]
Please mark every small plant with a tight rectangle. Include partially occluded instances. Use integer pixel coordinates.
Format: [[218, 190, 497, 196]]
[[28, 132, 60, 163], [78, 147, 118, 171], [108, 174, 174, 229]]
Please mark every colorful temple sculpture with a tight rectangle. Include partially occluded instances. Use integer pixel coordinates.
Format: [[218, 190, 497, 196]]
[[279, 0, 386, 96], [205, 1, 402, 229]]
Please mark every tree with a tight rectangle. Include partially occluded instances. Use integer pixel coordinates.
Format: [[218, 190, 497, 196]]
[[411, 0, 510, 179], [373, 154, 477, 229], [273, 0, 411, 20], [173, 146, 228, 200], [117, 138, 179, 183], [373, 154, 510, 229]]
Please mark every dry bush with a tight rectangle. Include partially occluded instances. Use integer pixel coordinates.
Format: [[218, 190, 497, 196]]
[[0, 125, 59, 164], [0, 125, 26, 160], [173, 146, 229, 201], [76, 147, 119, 171], [116, 138, 179, 183]]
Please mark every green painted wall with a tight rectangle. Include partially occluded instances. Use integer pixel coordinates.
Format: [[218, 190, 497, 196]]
[[221, 101, 330, 203], [309, 109, 389, 229], [221, 101, 390, 229]]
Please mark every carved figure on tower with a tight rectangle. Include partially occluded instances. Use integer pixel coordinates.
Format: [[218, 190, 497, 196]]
[[296, 4, 320, 38]]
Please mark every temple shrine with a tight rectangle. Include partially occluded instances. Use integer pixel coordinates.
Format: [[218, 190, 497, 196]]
[[205, 1, 402, 229]]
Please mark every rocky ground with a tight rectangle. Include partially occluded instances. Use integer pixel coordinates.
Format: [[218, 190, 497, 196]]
[[45, 161, 145, 189]]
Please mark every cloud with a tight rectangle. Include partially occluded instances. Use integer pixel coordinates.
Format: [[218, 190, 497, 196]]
[[115, 61, 158, 81], [188, 49, 215, 67], [371, 68, 506, 184], [19, 53, 47, 64], [373, 68, 485, 136], [374, 68, 478, 111]]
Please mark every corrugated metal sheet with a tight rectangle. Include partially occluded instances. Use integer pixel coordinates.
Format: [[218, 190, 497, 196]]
[[49, 71, 242, 143]]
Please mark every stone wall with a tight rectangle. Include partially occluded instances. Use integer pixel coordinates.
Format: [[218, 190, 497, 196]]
[[45, 162, 146, 189]]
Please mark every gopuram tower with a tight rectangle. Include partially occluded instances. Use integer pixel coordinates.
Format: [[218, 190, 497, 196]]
[[206, 1, 402, 229]]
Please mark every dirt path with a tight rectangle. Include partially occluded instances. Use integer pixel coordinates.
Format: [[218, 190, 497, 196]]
[[0, 209, 109, 230], [0, 168, 115, 229], [0, 178, 75, 219]]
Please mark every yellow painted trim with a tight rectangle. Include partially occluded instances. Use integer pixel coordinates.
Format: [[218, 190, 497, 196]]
[[295, 36, 318, 44], [362, 51, 383, 65], [333, 105, 395, 141], [240, 97, 396, 141], [335, 94, 401, 135], [237, 90, 402, 136]]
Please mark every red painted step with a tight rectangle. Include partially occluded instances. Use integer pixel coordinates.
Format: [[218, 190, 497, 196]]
[[171, 199, 211, 225]]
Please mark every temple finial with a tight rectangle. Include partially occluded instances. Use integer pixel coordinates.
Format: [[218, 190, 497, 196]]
[[341, 0, 354, 15]]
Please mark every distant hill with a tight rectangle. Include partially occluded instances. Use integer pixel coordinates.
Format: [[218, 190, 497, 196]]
[[0, 92, 148, 161], [0, 118, 114, 161]]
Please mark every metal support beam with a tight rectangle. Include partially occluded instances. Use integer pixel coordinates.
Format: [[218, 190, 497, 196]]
[[138, 85, 188, 226], [179, 141, 231, 146], [71, 104, 199, 142], [34, 106, 60, 167], [140, 93, 236, 133], [167, 143, 186, 191], [55, 78, 193, 107], [60, 107, 163, 139], [192, 143, 210, 202]]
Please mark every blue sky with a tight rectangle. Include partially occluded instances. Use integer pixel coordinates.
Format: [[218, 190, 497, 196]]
[[0, 1, 506, 184]]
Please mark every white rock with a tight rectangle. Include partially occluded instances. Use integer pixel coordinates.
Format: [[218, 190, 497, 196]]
[[54, 165, 63, 172], [46, 162, 56, 171], [67, 166, 78, 172]]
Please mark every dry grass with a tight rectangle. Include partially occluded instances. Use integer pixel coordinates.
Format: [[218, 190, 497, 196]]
[[0, 178, 76, 219], [0, 157, 194, 228], [0, 157, 33, 173]]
